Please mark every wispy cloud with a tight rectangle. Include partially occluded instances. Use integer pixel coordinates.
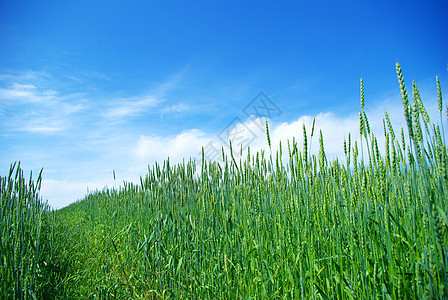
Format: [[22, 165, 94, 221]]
[[152, 67, 189, 97], [159, 103, 191, 120], [0, 75, 88, 134], [0, 84, 57, 104], [0, 67, 193, 136], [0, 70, 51, 83], [21, 121, 66, 134], [101, 96, 160, 122], [82, 70, 111, 81], [160, 103, 190, 114]]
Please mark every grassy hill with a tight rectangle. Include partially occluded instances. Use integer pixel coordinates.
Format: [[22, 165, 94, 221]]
[[2, 64, 448, 299]]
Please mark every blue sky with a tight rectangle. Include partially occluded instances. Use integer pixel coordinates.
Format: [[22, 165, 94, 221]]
[[1, 0, 447, 209]]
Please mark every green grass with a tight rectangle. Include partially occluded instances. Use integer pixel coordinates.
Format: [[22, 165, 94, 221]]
[[2, 63, 448, 298], [0, 162, 67, 299]]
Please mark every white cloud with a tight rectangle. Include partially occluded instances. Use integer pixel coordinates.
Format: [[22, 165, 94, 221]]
[[81, 70, 111, 81], [41, 178, 114, 209], [160, 103, 190, 114], [136, 129, 210, 164], [102, 96, 160, 121], [0, 70, 50, 83], [152, 67, 189, 97], [0, 72, 57, 104], [23, 125, 65, 133], [12, 83, 37, 90], [219, 112, 358, 162], [133, 91, 446, 170], [0, 86, 52, 103], [0, 72, 91, 134], [133, 112, 353, 167]]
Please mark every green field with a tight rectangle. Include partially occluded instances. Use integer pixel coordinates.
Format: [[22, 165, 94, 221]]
[[2, 64, 448, 299]]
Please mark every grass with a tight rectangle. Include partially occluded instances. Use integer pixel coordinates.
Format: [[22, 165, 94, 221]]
[[0, 162, 66, 299], [2, 63, 448, 299]]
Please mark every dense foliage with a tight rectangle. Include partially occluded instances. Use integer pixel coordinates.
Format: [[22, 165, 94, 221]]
[[0, 162, 67, 299]]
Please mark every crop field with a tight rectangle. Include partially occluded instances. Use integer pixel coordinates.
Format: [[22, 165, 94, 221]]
[[1, 64, 448, 299]]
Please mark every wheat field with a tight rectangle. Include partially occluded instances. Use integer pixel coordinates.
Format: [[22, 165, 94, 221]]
[[1, 63, 447, 299]]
